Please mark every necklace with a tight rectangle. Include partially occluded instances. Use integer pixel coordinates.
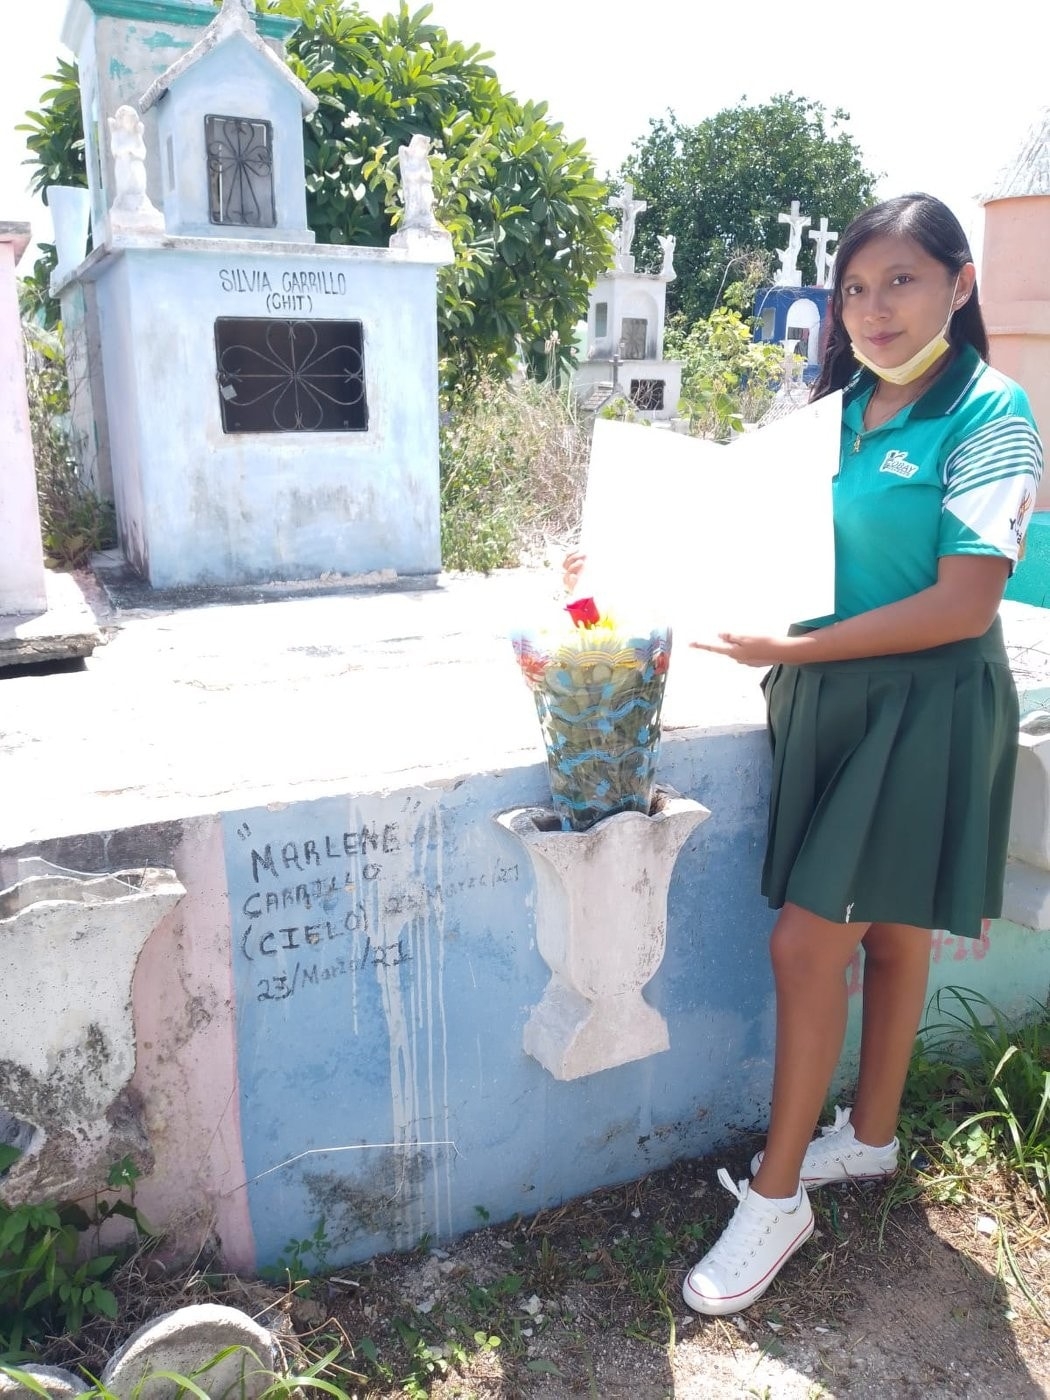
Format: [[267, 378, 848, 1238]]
[[852, 383, 921, 453]]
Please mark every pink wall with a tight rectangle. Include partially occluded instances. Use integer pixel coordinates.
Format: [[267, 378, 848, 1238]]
[[981, 195, 1050, 508], [0, 229, 47, 614], [130, 816, 255, 1271]]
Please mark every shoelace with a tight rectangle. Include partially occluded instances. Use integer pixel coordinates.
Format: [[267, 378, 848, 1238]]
[[701, 1169, 774, 1272], [818, 1105, 852, 1138]]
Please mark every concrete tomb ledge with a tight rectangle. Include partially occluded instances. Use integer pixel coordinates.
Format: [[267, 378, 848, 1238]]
[[0, 862, 185, 1202], [0, 570, 103, 669], [0, 570, 766, 849], [1, 581, 1047, 852]]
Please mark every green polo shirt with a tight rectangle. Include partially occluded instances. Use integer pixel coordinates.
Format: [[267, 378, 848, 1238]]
[[829, 344, 1043, 622]]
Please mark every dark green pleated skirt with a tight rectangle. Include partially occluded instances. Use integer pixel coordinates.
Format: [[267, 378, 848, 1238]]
[[761, 618, 1018, 937]]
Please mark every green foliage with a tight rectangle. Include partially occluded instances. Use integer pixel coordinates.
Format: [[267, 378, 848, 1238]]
[[260, 1217, 332, 1290], [17, 59, 87, 312], [23, 319, 115, 570], [889, 988, 1049, 1315], [267, 0, 614, 383], [19, 59, 86, 199], [0, 1150, 154, 1356], [440, 375, 588, 571], [899, 988, 1049, 1202], [621, 92, 878, 323], [664, 306, 784, 439]]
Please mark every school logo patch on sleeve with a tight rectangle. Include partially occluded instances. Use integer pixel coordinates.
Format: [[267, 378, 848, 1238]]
[[878, 450, 919, 478]]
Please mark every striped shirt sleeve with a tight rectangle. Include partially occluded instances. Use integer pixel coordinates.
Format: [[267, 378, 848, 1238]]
[[938, 414, 1044, 562]]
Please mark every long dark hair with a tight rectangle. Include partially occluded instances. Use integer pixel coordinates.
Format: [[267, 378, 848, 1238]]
[[810, 193, 989, 400]]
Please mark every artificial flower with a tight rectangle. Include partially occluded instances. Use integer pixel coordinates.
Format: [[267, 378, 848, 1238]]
[[565, 596, 601, 628]]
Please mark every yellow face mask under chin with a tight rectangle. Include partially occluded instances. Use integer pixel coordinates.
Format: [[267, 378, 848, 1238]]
[[850, 277, 962, 387]]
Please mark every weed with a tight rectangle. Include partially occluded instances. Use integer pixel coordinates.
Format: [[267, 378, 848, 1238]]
[[439, 375, 589, 571], [23, 319, 114, 569], [0, 1148, 154, 1357], [896, 988, 1049, 1205], [260, 1218, 332, 1292], [885, 987, 1050, 1313]]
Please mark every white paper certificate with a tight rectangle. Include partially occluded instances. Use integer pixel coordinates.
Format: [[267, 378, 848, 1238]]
[[577, 393, 842, 640]]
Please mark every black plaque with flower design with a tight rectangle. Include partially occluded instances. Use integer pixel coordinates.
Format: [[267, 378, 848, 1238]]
[[214, 318, 368, 434], [206, 114, 276, 227]]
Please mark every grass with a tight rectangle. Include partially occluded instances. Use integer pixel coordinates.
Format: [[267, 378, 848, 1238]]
[[24, 318, 116, 570], [439, 375, 589, 573], [878, 987, 1050, 1322]]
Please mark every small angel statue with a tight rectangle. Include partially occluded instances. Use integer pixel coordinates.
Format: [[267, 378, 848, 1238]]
[[108, 105, 164, 233]]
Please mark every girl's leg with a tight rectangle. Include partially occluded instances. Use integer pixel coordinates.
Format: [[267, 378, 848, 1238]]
[[848, 921, 933, 1147], [752, 902, 869, 1199]]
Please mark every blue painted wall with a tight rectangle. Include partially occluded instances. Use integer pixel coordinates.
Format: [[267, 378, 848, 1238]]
[[752, 286, 831, 384], [222, 731, 779, 1266], [221, 724, 1050, 1267]]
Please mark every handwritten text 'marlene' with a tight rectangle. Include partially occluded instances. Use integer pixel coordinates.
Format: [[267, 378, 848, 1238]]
[[249, 824, 401, 884]]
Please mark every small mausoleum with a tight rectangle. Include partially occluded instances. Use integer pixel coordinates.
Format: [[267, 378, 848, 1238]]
[[55, 0, 452, 589], [752, 202, 837, 383], [572, 185, 682, 419]]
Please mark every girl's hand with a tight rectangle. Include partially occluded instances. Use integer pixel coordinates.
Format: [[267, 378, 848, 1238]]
[[562, 550, 587, 593], [690, 633, 796, 667]]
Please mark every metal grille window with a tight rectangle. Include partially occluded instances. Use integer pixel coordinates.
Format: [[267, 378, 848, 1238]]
[[206, 115, 276, 227], [215, 318, 368, 434], [629, 379, 665, 412]]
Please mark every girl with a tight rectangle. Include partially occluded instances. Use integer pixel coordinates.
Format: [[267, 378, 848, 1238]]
[[568, 193, 1043, 1316]]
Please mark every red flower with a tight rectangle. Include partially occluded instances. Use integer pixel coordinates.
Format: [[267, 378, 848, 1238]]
[[518, 653, 548, 687], [565, 596, 600, 628]]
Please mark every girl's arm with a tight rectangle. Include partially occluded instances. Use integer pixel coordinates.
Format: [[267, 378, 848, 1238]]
[[694, 555, 1011, 667]]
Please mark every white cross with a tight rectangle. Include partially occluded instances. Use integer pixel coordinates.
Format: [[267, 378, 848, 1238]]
[[774, 200, 810, 285], [610, 183, 647, 259], [808, 216, 839, 287]]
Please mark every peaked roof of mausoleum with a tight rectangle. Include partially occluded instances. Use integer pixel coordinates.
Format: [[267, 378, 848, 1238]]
[[139, 0, 317, 116], [982, 106, 1050, 201]]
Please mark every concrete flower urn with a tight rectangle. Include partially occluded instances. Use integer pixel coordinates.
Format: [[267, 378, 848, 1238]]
[[0, 862, 184, 1202], [47, 185, 92, 276], [497, 787, 709, 1079]]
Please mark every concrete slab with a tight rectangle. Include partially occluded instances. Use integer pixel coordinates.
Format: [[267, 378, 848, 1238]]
[[0, 570, 103, 668], [2, 577, 1047, 853], [0, 569, 765, 848]]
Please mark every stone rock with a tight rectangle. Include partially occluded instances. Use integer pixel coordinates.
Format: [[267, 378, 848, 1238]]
[[0, 1365, 89, 1397], [100, 1304, 276, 1400]]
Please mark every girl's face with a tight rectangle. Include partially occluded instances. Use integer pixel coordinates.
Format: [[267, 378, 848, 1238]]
[[839, 233, 974, 372]]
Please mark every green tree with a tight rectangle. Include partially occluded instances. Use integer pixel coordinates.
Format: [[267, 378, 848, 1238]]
[[20, 2, 614, 382], [621, 93, 878, 324]]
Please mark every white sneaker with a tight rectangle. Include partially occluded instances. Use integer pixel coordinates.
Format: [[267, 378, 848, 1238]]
[[682, 1169, 814, 1316], [750, 1106, 900, 1188]]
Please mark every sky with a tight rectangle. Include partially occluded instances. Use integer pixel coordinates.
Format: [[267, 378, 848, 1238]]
[[2, 0, 1048, 267]]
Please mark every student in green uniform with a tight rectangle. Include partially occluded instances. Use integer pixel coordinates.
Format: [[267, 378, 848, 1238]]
[[565, 191, 1043, 1315], [676, 193, 1044, 1315]]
